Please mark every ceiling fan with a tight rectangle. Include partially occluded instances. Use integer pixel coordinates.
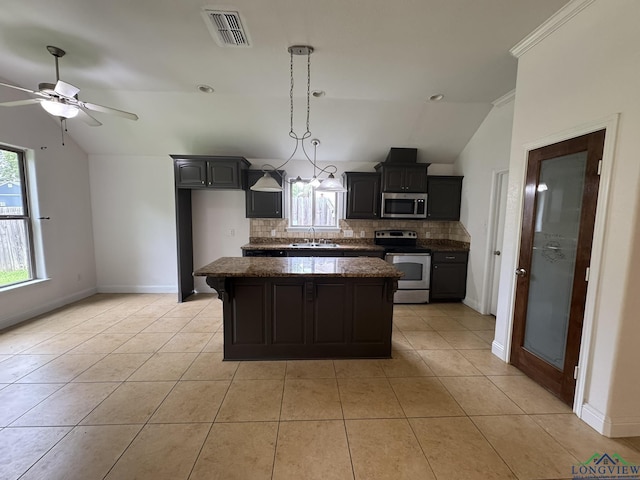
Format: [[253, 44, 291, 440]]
[[0, 45, 138, 126]]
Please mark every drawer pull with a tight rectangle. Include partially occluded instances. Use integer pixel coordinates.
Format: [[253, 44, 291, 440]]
[[445, 256, 455, 260]]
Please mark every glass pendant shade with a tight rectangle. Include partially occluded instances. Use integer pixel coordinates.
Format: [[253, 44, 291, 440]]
[[250, 172, 283, 192], [315, 173, 346, 192], [41, 99, 79, 118]]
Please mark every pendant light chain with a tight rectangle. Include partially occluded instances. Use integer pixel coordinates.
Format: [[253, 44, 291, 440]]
[[250, 45, 346, 192]]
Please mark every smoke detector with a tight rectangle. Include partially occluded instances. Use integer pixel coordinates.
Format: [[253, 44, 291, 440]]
[[201, 8, 252, 47]]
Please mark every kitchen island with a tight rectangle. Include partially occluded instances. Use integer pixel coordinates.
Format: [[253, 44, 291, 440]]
[[194, 257, 402, 360]]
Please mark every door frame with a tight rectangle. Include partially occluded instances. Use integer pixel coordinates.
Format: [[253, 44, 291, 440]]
[[500, 113, 619, 415], [481, 169, 509, 315]]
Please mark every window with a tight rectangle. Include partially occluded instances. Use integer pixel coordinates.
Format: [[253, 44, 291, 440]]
[[289, 181, 339, 228], [0, 146, 34, 287]]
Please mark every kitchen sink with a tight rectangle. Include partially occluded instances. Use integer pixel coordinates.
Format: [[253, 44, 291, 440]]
[[289, 242, 340, 248]]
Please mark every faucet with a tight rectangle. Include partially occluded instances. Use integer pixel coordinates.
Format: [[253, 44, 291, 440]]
[[308, 227, 316, 245]]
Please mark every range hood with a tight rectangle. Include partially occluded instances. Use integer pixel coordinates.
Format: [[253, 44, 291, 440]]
[[384, 147, 418, 163]]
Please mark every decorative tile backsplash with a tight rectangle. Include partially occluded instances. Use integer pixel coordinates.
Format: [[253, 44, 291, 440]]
[[250, 219, 470, 244]]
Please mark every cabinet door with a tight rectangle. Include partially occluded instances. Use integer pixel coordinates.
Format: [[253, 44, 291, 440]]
[[175, 160, 207, 187], [380, 165, 428, 192], [245, 170, 283, 218], [431, 251, 468, 301], [380, 166, 406, 192], [427, 176, 463, 220], [403, 165, 429, 192], [345, 172, 381, 219], [206, 160, 243, 189]]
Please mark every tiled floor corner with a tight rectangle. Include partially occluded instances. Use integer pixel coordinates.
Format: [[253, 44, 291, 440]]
[[0, 293, 638, 479]]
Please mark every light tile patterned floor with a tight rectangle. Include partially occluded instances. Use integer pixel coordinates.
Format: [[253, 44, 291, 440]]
[[0, 293, 638, 480]]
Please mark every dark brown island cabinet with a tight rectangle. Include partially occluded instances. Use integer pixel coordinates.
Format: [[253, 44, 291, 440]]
[[344, 172, 381, 219], [194, 257, 402, 360], [430, 251, 469, 301], [426, 176, 464, 221], [245, 170, 285, 218], [376, 163, 429, 193]]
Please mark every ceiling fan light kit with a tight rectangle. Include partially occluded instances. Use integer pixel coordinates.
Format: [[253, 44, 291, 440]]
[[41, 98, 79, 118], [250, 45, 347, 193], [0, 45, 139, 128]]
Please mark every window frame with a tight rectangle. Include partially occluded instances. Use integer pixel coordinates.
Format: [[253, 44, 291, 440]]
[[0, 145, 36, 287], [286, 180, 342, 231]]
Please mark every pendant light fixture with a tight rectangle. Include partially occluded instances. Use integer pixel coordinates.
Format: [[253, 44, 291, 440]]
[[250, 45, 346, 192]]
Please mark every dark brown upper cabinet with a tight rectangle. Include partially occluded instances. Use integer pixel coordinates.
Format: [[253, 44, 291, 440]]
[[172, 155, 250, 189], [344, 172, 381, 219], [245, 170, 285, 218], [375, 163, 429, 193], [427, 176, 463, 221]]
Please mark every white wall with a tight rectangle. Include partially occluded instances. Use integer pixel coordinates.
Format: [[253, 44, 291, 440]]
[[494, 0, 640, 436], [89, 155, 177, 293], [192, 190, 249, 292], [454, 97, 514, 312], [0, 88, 97, 328]]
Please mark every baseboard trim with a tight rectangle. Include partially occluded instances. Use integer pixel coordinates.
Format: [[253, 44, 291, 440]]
[[0, 287, 97, 330], [580, 403, 640, 437], [491, 340, 507, 361], [462, 297, 482, 313], [97, 285, 177, 294]]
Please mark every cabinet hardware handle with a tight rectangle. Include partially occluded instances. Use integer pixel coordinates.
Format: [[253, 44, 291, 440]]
[[445, 256, 455, 259], [201, 181, 205, 184]]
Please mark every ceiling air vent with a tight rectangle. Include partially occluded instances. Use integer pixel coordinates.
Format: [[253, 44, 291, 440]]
[[202, 9, 251, 47]]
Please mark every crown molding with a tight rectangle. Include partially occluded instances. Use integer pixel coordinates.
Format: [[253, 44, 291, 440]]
[[510, 0, 596, 58], [492, 90, 515, 108]]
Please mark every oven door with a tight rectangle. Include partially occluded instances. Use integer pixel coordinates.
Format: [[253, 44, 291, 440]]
[[385, 253, 431, 289]]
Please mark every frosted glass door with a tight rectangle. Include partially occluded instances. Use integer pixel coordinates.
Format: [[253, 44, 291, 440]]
[[522, 152, 587, 369], [510, 130, 604, 404]]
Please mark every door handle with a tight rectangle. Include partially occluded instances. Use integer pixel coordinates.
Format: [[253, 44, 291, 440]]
[[494, 250, 501, 256], [515, 268, 527, 277]]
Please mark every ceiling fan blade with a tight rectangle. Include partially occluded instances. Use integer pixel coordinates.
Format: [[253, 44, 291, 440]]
[[77, 107, 102, 126], [54, 80, 80, 98], [80, 101, 139, 121], [0, 98, 43, 107], [0, 81, 41, 95]]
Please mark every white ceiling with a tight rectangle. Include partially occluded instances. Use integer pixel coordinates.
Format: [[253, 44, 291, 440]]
[[0, 0, 568, 165]]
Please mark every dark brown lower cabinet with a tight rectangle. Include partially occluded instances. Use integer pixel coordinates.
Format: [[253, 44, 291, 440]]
[[430, 251, 469, 301], [207, 276, 395, 360]]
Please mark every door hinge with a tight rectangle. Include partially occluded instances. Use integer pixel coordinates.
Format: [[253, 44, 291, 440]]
[[585, 267, 590, 282], [597, 159, 602, 175], [574, 365, 579, 380]]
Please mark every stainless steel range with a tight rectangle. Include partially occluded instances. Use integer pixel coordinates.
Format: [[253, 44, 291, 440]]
[[375, 230, 431, 304]]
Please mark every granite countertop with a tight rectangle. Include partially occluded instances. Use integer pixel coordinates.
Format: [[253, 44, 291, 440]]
[[194, 257, 404, 278], [241, 242, 385, 252], [242, 241, 469, 252]]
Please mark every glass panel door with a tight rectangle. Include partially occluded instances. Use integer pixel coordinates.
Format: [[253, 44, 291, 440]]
[[523, 152, 587, 369]]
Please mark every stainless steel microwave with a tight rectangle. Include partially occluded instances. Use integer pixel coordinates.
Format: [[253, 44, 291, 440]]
[[381, 192, 427, 219]]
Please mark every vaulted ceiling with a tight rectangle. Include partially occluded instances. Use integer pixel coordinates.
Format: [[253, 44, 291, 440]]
[[0, 0, 568, 164]]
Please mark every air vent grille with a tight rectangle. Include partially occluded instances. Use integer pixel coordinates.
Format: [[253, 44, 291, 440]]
[[203, 9, 251, 47]]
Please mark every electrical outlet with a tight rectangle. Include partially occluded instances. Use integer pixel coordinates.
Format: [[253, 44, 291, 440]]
[[360, 231, 366, 238], [271, 229, 276, 237], [425, 231, 431, 239], [343, 229, 354, 238]]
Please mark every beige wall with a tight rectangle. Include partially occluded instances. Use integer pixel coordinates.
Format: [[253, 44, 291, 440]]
[[494, 0, 640, 436], [454, 96, 514, 312], [0, 81, 97, 328]]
